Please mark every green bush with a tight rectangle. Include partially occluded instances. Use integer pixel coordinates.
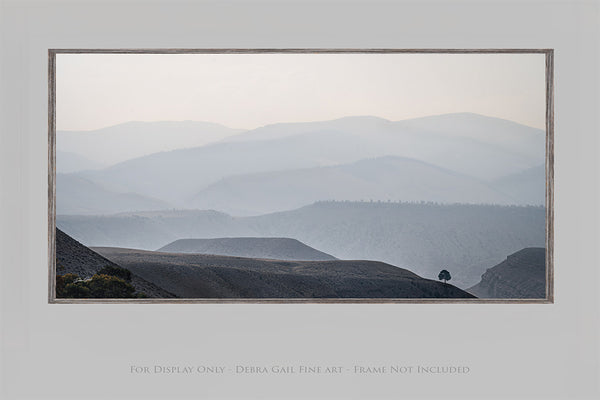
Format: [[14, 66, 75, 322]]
[[62, 282, 91, 298], [97, 265, 132, 282], [56, 272, 139, 299], [86, 274, 136, 298], [56, 273, 81, 297]]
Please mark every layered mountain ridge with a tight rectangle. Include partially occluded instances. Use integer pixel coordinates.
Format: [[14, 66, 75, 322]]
[[57, 113, 546, 215]]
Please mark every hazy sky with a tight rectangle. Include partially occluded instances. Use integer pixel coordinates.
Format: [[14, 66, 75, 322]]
[[56, 53, 546, 131]]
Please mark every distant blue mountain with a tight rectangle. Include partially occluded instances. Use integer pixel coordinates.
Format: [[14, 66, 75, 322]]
[[60, 113, 545, 214], [188, 155, 519, 216]]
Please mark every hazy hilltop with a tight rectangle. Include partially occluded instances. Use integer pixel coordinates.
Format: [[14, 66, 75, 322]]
[[56, 228, 176, 298], [93, 247, 475, 299], [492, 164, 545, 206], [57, 120, 244, 166], [58, 201, 546, 288], [467, 247, 546, 298], [59, 113, 545, 212], [189, 156, 520, 215], [158, 237, 337, 261], [57, 173, 172, 215], [222, 113, 543, 160], [391, 113, 543, 160], [220, 115, 397, 143]]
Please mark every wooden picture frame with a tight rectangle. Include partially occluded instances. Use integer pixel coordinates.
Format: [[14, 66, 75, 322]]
[[48, 48, 554, 304]]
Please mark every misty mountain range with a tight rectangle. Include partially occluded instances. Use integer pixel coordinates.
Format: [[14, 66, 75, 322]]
[[189, 155, 531, 216], [57, 113, 546, 215], [56, 113, 547, 295]]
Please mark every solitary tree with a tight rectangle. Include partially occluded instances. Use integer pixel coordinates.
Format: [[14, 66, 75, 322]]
[[438, 269, 451, 284]]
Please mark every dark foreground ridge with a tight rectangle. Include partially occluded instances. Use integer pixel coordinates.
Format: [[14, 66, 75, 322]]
[[58, 201, 546, 288], [467, 247, 546, 299], [92, 247, 476, 299], [56, 229, 176, 298], [157, 237, 337, 261]]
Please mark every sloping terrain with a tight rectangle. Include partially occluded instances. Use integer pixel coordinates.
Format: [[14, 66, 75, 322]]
[[189, 156, 517, 215], [57, 201, 546, 288], [55, 228, 176, 298], [158, 237, 337, 261], [467, 248, 546, 299], [93, 247, 476, 299]]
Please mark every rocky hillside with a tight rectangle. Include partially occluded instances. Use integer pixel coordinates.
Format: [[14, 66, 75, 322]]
[[93, 247, 476, 299], [467, 248, 546, 299], [158, 237, 337, 261], [56, 228, 176, 298]]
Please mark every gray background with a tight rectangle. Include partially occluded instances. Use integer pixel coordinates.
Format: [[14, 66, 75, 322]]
[[0, 0, 598, 399]]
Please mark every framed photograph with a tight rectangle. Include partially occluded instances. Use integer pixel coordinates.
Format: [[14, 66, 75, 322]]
[[2, 1, 599, 399], [49, 49, 553, 303]]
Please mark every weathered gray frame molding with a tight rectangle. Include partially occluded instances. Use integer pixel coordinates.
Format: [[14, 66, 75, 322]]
[[48, 48, 554, 304]]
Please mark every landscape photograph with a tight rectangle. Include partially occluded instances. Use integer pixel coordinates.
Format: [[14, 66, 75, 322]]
[[50, 50, 551, 301]]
